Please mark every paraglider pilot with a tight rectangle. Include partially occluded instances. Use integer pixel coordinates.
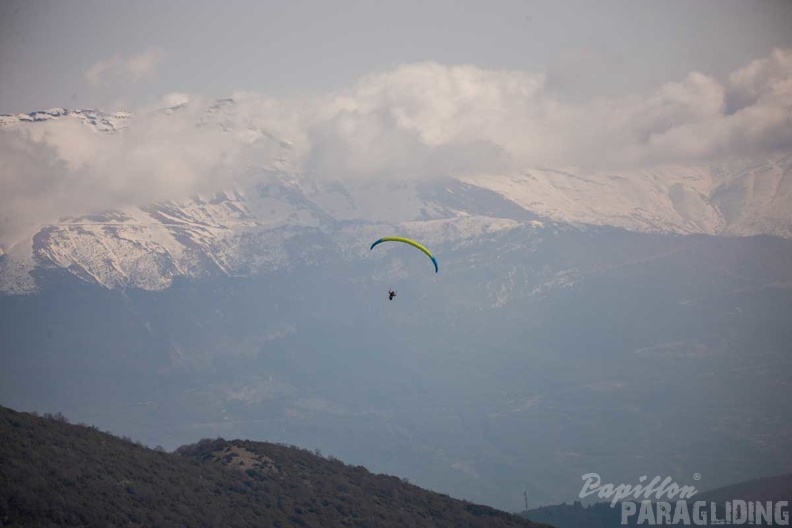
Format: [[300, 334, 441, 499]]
[[388, 290, 397, 301]]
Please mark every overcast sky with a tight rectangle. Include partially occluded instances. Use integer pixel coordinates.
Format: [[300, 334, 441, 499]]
[[1, 0, 792, 246], [2, 0, 792, 112]]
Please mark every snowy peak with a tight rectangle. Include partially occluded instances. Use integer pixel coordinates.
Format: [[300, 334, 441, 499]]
[[463, 156, 792, 238], [0, 108, 131, 132], [1, 100, 791, 294], [2, 174, 526, 293]]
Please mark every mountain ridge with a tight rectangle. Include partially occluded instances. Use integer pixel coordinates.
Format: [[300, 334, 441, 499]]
[[0, 404, 548, 527], [2, 103, 791, 294]]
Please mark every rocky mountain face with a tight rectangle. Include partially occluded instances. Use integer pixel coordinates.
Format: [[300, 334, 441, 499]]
[[2, 176, 534, 294]]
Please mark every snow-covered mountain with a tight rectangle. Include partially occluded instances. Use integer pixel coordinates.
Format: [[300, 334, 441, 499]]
[[1, 104, 790, 294], [0, 107, 132, 131], [464, 157, 792, 238]]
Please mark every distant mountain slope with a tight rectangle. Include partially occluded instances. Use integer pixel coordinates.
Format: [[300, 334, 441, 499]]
[[463, 157, 792, 239], [0, 406, 548, 527], [691, 474, 792, 504]]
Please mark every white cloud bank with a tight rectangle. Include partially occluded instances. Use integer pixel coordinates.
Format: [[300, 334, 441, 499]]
[[85, 48, 166, 87], [1, 48, 791, 244], [311, 48, 791, 171]]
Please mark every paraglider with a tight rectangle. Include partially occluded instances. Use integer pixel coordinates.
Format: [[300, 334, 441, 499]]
[[371, 236, 437, 301], [369, 236, 438, 273]]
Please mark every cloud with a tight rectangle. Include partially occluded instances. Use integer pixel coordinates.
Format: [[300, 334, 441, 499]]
[[303, 106, 509, 180], [0, 128, 72, 243], [631, 54, 792, 165], [85, 55, 121, 87], [294, 50, 790, 173], [125, 49, 166, 80], [295, 63, 549, 178], [0, 96, 248, 243], [85, 48, 166, 87], [726, 48, 792, 114], [2, 49, 791, 244]]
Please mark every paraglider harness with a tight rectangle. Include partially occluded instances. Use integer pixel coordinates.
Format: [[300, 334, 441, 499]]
[[388, 290, 397, 301]]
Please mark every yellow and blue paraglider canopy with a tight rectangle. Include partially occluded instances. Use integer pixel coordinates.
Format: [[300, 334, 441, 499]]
[[370, 236, 438, 273]]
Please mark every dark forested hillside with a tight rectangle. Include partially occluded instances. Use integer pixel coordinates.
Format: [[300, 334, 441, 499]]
[[0, 406, 548, 527]]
